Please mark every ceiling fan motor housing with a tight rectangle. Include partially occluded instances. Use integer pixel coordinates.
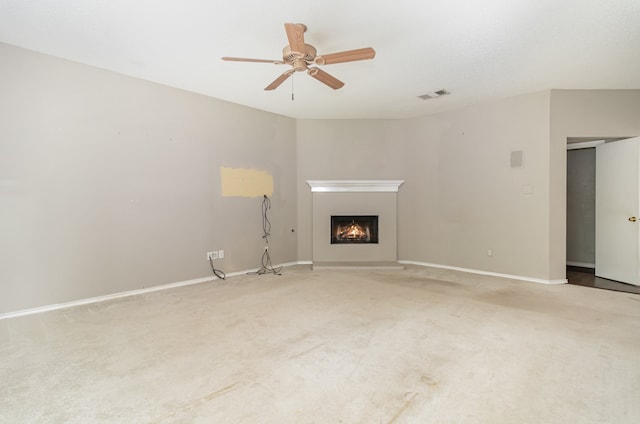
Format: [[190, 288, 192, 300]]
[[283, 44, 317, 71]]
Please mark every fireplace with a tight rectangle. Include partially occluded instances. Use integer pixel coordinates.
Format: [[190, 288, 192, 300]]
[[307, 180, 404, 265], [331, 215, 378, 244]]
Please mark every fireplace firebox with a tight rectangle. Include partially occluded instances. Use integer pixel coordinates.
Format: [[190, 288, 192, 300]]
[[331, 215, 379, 244]]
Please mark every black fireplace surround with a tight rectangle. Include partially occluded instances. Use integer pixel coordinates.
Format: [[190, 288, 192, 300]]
[[331, 215, 379, 244]]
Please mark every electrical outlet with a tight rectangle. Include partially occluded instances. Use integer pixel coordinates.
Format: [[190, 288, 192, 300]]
[[218, 250, 224, 259], [487, 249, 493, 257], [207, 251, 218, 260]]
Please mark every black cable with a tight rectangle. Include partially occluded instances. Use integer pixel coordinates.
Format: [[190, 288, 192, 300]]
[[262, 194, 271, 240], [249, 195, 282, 276], [209, 257, 226, 280]]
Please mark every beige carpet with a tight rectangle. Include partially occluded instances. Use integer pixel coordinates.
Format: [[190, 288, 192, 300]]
[[1, 266, 639, 423]]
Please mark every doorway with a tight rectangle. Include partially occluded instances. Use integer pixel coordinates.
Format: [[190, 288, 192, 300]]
[[566, 137, 640, 294]]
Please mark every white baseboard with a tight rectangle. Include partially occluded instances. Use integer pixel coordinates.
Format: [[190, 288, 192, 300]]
[[567, 261, 595, 269], [0, 260, 568, 320], [0, 261, 308, 321], [398, 260, 568, 285]]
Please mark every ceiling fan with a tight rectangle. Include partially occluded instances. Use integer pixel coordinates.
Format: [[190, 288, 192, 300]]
[[222, 23, 375, 91]]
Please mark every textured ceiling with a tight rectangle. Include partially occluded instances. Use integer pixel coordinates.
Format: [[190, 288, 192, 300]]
[[1, 0, 639, 119]]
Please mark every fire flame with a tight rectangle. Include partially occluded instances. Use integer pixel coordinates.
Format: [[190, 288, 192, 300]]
[[338, 222, 369, 240]]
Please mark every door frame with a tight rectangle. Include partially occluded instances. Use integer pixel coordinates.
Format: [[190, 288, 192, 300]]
[[565, 136, 635, 281]]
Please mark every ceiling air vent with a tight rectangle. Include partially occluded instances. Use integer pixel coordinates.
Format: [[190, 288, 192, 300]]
[[418, 89, 450, 100]]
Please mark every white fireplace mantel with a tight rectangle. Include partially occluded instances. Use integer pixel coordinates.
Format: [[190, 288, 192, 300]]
[[307, 180, 404, 193]]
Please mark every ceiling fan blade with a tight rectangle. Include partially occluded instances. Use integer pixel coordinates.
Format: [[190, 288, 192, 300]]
[[285, 23, 306, 53], [265, 70, 295, 91], [307, 67, 344, 90], [315, 47, 376, 65], [222, 57, 285, 64]]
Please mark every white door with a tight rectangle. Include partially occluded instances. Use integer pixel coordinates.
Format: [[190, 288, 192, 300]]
[[595, 137, 640, 286]]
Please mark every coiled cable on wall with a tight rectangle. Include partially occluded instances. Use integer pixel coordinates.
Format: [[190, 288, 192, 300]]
[[209, 256, 226, 280], [249, 195, 282, 275]]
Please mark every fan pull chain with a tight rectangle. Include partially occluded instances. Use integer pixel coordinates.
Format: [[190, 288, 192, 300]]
[[291, 73, 295, 101]]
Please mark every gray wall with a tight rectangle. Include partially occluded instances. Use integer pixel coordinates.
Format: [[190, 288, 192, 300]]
[[297, 92, 553, 280], [549, 89, 640, 280], [296, 119, 409, 261], [4, 42, 640, 314], [400, 91, 552, 279], [566, 148, 596, 266], [298, 91, 640, 282], [0, 43, 297, 314]]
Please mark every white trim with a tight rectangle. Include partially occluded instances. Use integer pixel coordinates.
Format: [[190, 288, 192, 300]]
[[307, 180, 404, 193], [0, 261, 308, 321], [566, 261, 595, 269], [236, 261, 305, 275], [1, 260, 569, 320], [0, 276, 213, 320], [567, 140, 605, 150], [312, 264, 405, 270], [398, 260, 568, 285]]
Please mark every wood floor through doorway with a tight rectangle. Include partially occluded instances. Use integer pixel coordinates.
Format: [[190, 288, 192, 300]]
[[566, 265, 640, 294]]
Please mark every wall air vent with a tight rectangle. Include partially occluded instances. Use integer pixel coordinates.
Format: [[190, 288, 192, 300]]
[[418, 89, 450, 100]]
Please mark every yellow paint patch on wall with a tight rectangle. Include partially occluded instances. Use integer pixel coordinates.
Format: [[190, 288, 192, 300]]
[[220, 166, 274, 198]]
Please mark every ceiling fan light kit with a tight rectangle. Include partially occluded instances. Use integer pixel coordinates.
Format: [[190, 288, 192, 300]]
[[222, 23, 375, 91]]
